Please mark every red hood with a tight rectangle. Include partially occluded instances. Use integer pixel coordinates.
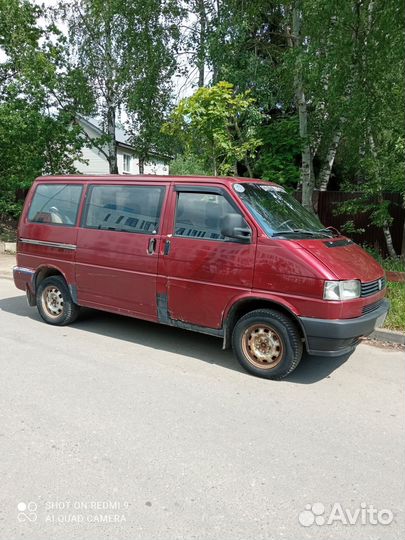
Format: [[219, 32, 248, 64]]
[[295, 238, 384, 281]]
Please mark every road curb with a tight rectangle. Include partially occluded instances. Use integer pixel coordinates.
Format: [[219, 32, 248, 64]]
[[369, 328, 405, 345], [0, 242, 16, 254]]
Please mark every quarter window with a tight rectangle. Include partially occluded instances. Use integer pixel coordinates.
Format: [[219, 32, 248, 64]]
[[83, 185, 165, 234], [28, 184, 83, 226], [174, 192, 243, 240]]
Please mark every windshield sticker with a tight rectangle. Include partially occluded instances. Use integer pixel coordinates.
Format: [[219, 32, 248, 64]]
[[259, 184, 286, 193], [233, 183, 245, 193]]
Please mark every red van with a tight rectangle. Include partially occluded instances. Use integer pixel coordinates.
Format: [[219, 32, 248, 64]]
[[13, 175, 388, 379]]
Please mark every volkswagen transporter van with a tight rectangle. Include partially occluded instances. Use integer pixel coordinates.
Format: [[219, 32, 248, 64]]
[[13, 175, 389, 379]]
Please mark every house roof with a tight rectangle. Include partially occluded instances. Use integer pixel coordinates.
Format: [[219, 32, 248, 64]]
[[77, 115, 133, 149], [77, 115, 170, 159]]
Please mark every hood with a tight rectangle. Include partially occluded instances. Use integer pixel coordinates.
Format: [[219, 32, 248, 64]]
[[295, 238, 384, 281]]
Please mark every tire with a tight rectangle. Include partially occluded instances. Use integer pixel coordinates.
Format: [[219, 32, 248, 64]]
[[36, 275, 80, 326], [232, 309, 303, 379]]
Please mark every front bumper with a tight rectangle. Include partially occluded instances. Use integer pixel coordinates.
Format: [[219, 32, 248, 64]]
[[299, 299, 390, 357]]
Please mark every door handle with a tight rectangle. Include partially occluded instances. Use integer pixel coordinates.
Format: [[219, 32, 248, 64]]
[[164, 240, 171, 255], [147, 238, 156, 255]]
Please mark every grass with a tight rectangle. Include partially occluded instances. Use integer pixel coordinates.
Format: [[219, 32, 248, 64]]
[[385, 281, 405, 332], [364, 247, 405, 333], [383, 258, 405, 333]]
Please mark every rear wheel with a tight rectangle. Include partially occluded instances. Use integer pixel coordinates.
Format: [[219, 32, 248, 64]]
[[232, 309, 303, 379], [36, 276, 80, 326]]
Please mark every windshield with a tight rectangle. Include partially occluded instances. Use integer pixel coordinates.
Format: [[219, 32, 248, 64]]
[[235, 183, 333, 239]]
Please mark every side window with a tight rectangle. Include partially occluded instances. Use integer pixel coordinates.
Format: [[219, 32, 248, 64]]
[[28, 184, 83, 226], [174, 192, 244, 240], [83, 185, 165, 234]]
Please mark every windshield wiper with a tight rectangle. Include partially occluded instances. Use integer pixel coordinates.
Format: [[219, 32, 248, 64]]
[[272, 228, 333, 238], [320, 226, 340, 237]]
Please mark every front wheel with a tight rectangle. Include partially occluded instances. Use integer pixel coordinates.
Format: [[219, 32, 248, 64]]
[[232, 309, 303, 379], [36, 275, 80, 326]]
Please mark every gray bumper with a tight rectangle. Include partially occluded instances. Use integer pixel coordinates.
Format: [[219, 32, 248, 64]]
[[300, 299, 390, 357]]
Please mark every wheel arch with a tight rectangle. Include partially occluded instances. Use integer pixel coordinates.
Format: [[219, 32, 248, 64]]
[[33, 265, 77, 305], [222, 296, 308, 350], [35, 265, 66, 289]]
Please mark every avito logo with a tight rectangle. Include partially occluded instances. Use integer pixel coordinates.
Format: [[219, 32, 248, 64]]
[[298, 502, 393, 527]]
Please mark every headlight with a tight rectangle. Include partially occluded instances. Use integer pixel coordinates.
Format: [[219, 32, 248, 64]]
[[323, 280, 361, 301]]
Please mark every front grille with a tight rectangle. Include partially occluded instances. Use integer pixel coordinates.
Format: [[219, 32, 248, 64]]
[[362, 299, 384, 315], [361, 277, 386, 297]]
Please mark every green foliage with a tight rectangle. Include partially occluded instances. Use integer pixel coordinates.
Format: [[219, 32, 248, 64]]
[[179, 0, 404, 254], [163, 81, 262, 175], [253, 117, 300, 187], [169, 154, 210, 176], [0, 100, 84, 218], [0, 0, 90, 218], [205, 0, 288, 111], [332, 0, 405, 242]]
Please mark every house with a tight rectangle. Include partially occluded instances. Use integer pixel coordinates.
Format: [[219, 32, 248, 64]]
[[74, 116, 169, 176]]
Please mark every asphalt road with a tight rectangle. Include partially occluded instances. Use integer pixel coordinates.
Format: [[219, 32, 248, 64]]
[[0, 277, 404, 540]]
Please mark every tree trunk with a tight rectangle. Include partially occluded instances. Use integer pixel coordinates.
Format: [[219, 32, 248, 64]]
[[196, 0, 207, 87], [212, 148, 217, 176], [139, 157, 144, 174], [211, 0, 222, 83], [106, 103, 118, 174], [296, 78, 313, 211], [369, 134, 397, 258], [234, 120, 253, 177], [291, 3, 313, 212], [104, 17, 118, 175], [318, 127, 343, 191], [382, 223, 397, 259]]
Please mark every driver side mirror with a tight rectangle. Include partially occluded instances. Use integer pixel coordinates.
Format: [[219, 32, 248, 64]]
[[221, 213, 252, 243]]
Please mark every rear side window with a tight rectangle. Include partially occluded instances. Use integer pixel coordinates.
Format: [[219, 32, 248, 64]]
[[28, 184, 83, 226], [83, 185, 165, 234]]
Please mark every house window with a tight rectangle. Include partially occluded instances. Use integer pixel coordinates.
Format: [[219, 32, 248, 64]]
[[123, 154, 131, 173]]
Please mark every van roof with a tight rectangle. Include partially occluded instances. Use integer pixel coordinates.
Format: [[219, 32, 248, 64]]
[[35, 174, 277, 186]]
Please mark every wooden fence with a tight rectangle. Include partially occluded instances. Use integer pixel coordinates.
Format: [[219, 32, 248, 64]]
[[295, 190, 404, 257]]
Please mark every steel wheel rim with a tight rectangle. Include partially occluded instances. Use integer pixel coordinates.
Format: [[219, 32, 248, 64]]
[[41, 285, 64, 319], [241, 323, 284, 370]]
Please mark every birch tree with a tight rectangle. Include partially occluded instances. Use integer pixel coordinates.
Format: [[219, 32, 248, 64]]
[[287, 2, 312, 211], [63, 0, 181, 174]]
